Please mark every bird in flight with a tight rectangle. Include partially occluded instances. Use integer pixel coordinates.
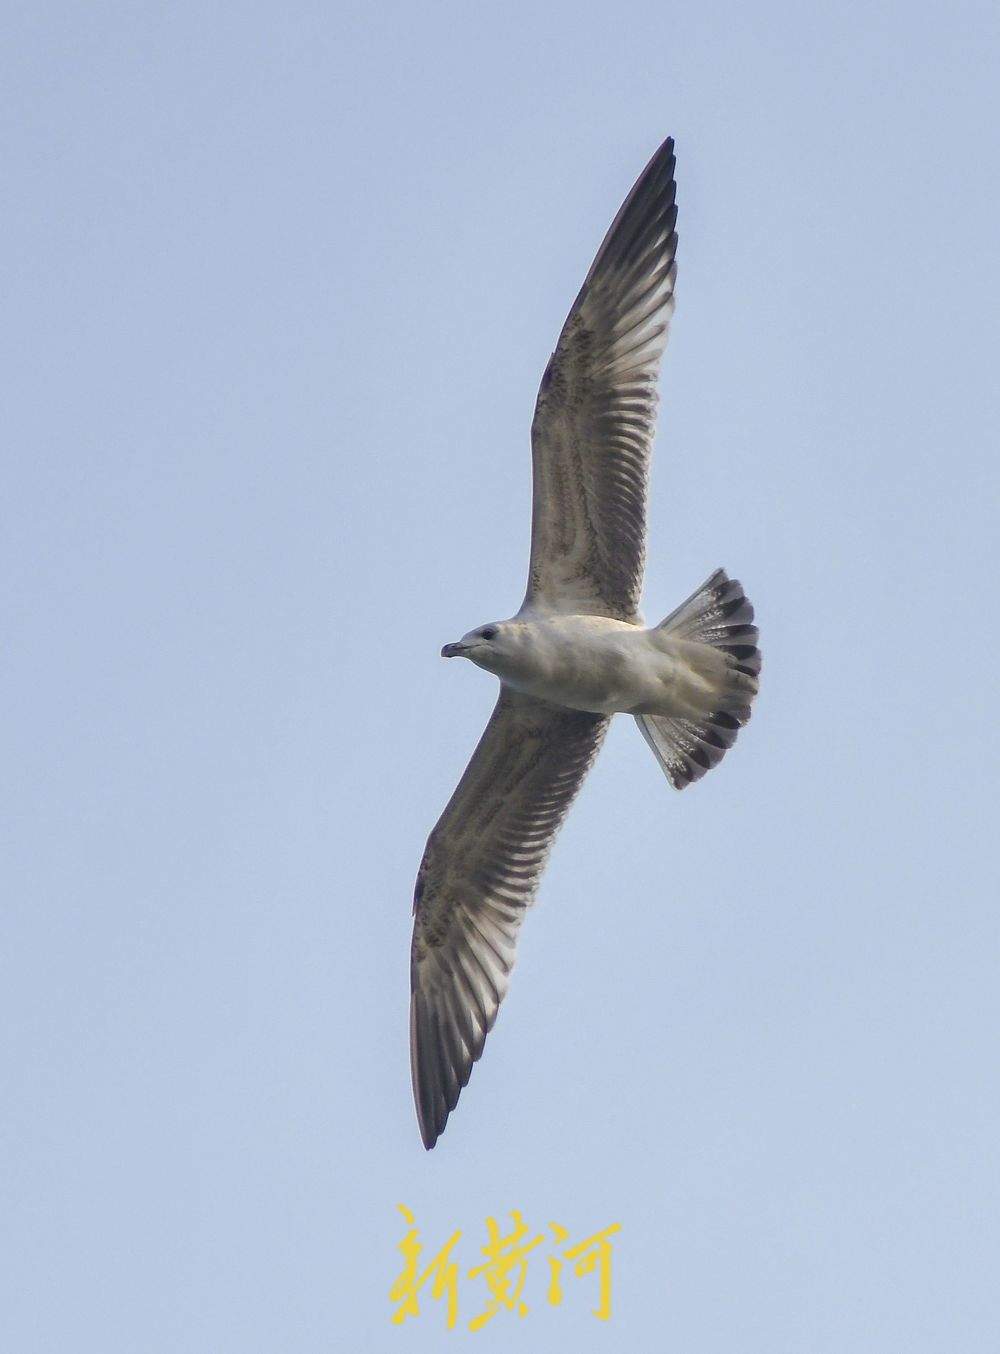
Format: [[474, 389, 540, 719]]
[[409, 137, 760, 1149]]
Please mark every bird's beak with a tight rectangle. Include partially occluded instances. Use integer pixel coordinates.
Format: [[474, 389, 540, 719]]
[[441, 642, 465, 658]]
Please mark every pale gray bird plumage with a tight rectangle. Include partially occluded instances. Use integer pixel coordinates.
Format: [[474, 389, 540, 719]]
[[409, 137, 761, 1149]]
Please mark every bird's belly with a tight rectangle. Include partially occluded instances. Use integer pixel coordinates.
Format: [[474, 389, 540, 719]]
[[504, 628, 672, 716]]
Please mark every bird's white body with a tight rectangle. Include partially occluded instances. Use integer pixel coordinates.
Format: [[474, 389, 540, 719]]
[[463, 612, 733, 720]]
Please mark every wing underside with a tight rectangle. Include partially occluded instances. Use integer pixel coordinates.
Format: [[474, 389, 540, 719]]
[[410, 688, 609, 1148], [525, 136, 679, 619]]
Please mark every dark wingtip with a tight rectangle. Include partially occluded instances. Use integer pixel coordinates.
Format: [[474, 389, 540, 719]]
[[652, 135, 676, 174], [411, 990, 447, 1150], [640, 135, 676, 187], [578, 133, 679, 296], [420, 1123, 439, 1151]]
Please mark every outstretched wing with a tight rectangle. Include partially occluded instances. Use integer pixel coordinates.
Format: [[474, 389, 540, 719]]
[[410, 688, 608, 1148], [525, 136, 679, 620]]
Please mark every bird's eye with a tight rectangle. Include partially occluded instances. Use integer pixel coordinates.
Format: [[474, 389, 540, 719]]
[[479, 627, 497, 641]]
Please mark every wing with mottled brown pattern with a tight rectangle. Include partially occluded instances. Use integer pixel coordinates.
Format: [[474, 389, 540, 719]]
[[524, 136, 679, 619], [410, 688, 608, 1148]]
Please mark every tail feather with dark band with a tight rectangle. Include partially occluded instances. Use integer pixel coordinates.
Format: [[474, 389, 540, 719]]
[[636, 569, 760, 789]]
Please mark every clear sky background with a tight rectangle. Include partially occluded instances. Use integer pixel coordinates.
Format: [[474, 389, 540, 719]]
[[4, 2, 999, 1350]]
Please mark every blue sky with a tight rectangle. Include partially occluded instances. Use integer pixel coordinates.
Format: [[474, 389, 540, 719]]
[[4, 2, 1000, 1350]]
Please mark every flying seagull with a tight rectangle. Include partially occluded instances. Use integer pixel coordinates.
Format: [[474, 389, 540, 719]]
[[409, 137, 760, 1149]]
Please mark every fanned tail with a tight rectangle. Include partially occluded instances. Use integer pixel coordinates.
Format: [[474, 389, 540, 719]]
[[636, 569, 760, 790]]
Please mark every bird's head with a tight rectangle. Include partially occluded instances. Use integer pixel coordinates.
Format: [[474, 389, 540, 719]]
[[441, 620, 519, 676]]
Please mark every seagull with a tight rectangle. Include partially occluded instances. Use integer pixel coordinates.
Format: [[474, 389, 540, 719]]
[[409, 137, 760, 1149]]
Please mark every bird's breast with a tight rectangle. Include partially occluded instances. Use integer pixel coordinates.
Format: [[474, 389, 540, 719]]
[[500, 617, 660, 715]]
